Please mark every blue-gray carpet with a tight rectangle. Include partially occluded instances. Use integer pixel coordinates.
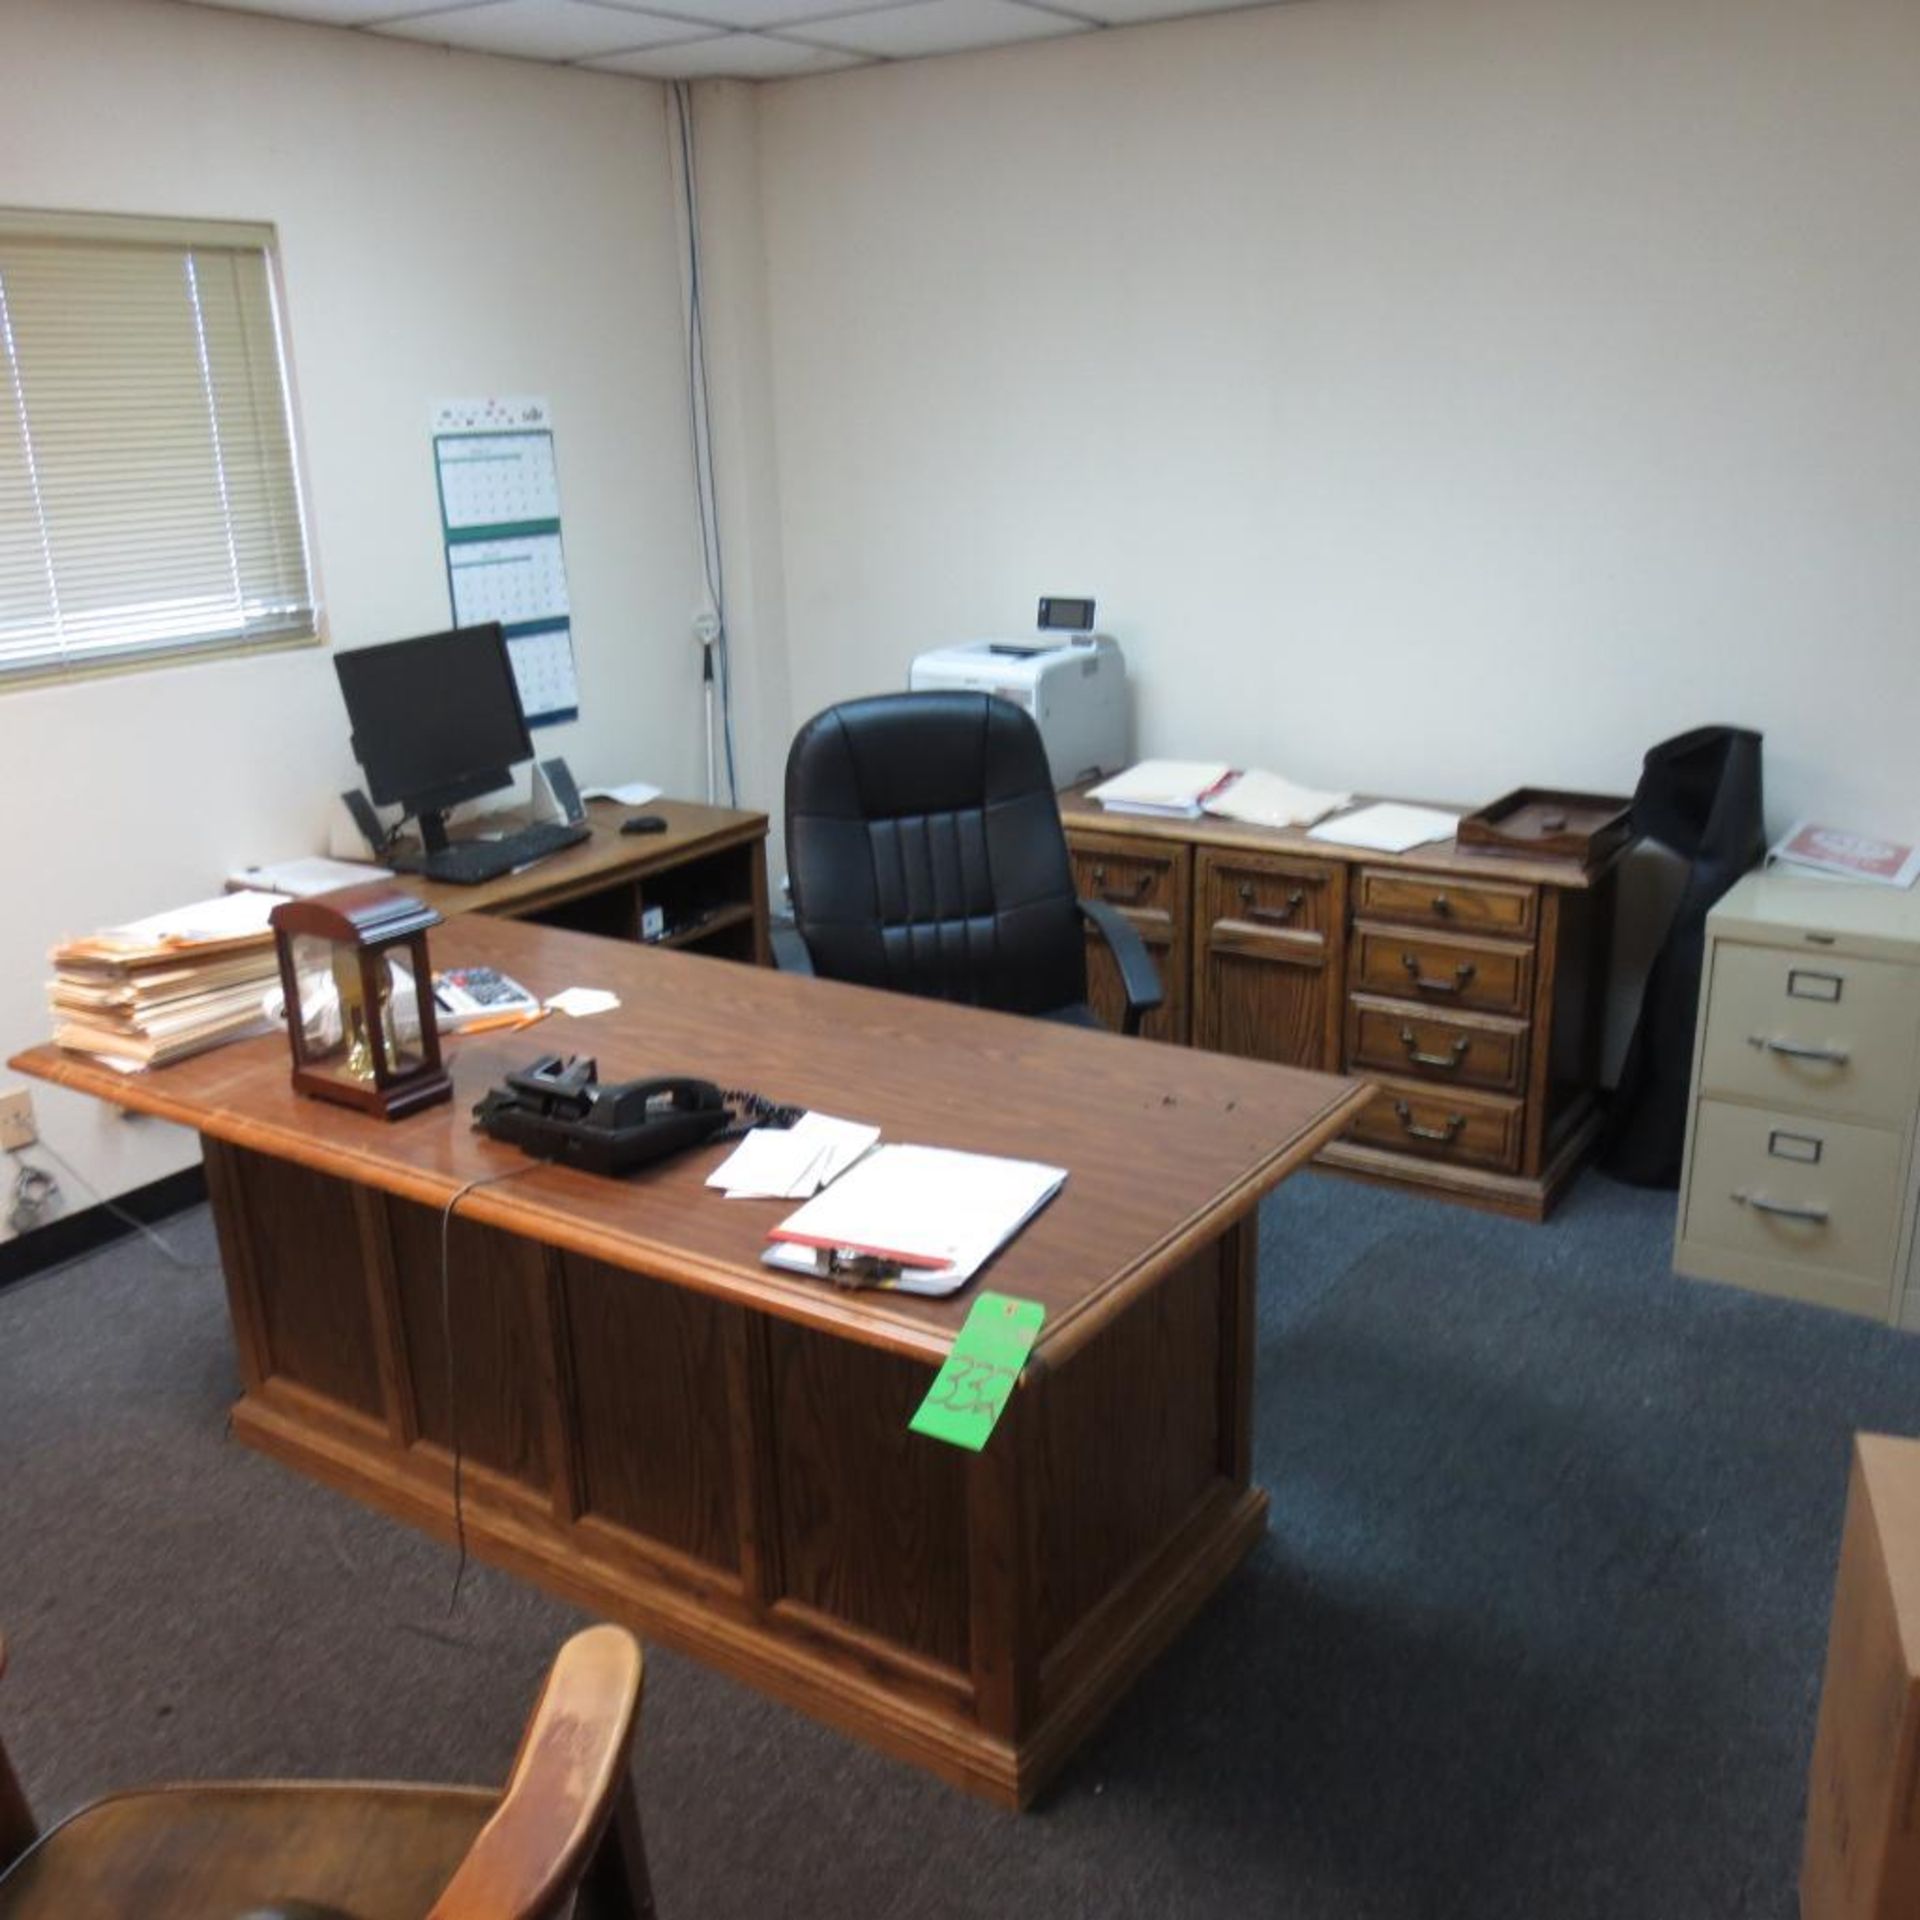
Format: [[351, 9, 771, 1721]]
[[3, 1169, 1916, 1917]]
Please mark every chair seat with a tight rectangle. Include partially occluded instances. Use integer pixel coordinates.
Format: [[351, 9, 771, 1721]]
[[0, 1780, 496, 1920]]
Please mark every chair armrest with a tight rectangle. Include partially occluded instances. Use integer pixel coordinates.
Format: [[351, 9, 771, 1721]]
[[427, 1626, 646, 1920], [1077, 899, 1165, 1038]]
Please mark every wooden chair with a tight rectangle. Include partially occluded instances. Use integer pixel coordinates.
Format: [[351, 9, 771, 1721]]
[[0, 1623, 655, 1920]]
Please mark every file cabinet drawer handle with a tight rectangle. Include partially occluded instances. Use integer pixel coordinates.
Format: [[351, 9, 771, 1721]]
[[1430, 893, 1452, 916], [1402, 954, 1475, 995], [1393, 1100, 1463, 1143], [1746, 1035, 1850, 1065], [1092, 867, 1153, 905], [1733, 1191, 1830, 1225], [1399, 1028, 1469, 1070], [1239, 883, 1304, 926]]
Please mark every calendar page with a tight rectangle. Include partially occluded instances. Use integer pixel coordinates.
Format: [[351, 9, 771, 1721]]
[[433, 397, 579, 728]]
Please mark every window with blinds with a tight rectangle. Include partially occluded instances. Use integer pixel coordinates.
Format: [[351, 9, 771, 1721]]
[[0, 211, 316, 686]]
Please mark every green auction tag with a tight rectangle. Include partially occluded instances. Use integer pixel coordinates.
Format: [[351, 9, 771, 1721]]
[[909, 1292, 1045, 1451]]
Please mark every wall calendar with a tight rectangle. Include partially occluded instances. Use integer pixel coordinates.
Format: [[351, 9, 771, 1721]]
[[432, 396, 579, 727]]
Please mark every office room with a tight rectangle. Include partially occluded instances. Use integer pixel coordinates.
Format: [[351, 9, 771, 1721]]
[[2, 0, 1918, 1911]]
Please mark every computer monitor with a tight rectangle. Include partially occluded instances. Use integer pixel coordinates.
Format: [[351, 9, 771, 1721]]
[[335, 623, 532, 853]]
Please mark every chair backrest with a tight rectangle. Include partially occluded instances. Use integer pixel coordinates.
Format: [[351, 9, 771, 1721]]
[[785, 692, 1087, 1018]]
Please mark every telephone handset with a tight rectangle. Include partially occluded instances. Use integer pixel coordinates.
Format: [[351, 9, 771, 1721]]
[[473, 1054, 739, 1176]]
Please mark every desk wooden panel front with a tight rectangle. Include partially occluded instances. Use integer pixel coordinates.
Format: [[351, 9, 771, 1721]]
[[12, 917, 1365, 1809], [1060, 790, 1622, 1220]]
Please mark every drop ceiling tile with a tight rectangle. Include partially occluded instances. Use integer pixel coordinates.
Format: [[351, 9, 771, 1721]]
[[787, 0, 1086, 59], [185, 0, 446, 21], [592, 0, 888, 31], [373, 0, 700, 57], [1067, 0, 1253, 22], [587, 31, 869, 75]]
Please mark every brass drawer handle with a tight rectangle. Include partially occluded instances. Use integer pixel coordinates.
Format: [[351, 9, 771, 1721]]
[[1240, 883, 1304, 927], [1393, 1100, 1464, 1143], [1746, 1035, 1850, 1065], [1430, 893, 1452, 917], [1399, 1028, 1469, 1071], [1733, 1190, 1830, 1225], [1402, 954, 1476, 995], [1092, 866, 1153, 905]]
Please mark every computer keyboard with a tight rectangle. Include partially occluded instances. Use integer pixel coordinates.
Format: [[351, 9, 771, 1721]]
[[392, 820, 591, 886]]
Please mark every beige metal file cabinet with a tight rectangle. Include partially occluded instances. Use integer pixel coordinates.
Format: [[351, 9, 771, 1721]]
[[1676, 871, 1920, 1328]]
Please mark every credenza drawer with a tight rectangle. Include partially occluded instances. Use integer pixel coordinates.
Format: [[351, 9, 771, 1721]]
[[1356, 868, 1537, 939], [1200, 851, 1337, 943], [1683, 1099, 1905, 1288], [1345, 1077, 1524, 1173], [1700, 943, 1920, 1127], [1350, 924, 1533, 1018], [1071, 839, 1184, 921], [1346, 995, 1528, 1095]]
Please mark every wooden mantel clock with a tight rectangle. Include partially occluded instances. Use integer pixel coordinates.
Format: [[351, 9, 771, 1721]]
[[270, 885, 452, 1119]]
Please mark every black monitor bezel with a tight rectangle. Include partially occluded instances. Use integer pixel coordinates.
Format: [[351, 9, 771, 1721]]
[[334, 622, 533, 826]]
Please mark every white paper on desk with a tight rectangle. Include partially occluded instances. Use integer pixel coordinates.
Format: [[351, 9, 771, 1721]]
[[707, 1112, 879, 1200], [763, 1144, 1066, 1297], [545, 987, 620, 1017], [1203, 769, 1351, 831], [100, 891, 282, 948], [1307, 802, 1460, 854], [229, 856, 392, 897], [579, 781, 663, 807]]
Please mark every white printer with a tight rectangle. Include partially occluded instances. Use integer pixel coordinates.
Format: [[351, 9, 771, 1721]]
[[908, 634, 1130, 790]]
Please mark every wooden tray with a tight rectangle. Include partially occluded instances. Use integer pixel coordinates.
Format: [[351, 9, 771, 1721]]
[[1457, 787, 1632, 864]]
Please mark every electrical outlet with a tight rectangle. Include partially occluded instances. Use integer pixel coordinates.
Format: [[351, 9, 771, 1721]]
[[0, 1087, 36, 1152]]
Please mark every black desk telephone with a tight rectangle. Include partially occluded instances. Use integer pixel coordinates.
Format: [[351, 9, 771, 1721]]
[[473, 1055, 798, 1177]]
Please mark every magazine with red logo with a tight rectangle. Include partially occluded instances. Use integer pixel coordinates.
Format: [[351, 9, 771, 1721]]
[[1770, 821, 1920, 888]]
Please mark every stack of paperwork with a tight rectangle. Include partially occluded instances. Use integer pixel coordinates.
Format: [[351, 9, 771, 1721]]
[[1088, 761, 1235, 819], [48, 892, 282, 1071]]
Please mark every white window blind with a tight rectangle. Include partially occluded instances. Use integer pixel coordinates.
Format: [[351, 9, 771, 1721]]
[[0, 211, 316, 686]]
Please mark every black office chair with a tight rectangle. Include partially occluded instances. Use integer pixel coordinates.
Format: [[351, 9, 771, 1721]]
[[785, 692, 1163, 1035]]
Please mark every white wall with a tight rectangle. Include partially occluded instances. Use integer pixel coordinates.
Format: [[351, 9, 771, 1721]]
[[746, 0, 1920, 833], [0, 0, 700, 1226]]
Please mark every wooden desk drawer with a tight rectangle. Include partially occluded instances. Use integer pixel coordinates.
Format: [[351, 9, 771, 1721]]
[[1700, 943, 1920, 1127], [1346, 1077, 1524, 1173], [1200, 850, 1336, 941], [1346, 995, 1528, 1095], [1351, 923, 1533, 1018], [1356, 869, 1537, 939], [1683, 1099, 1904, 1288], [1069, 834, 1191, 1044], [1070, 837, 1183, 920]]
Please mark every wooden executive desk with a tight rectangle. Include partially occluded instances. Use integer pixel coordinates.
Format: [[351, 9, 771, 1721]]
[[12, 918, 1366, 1809]]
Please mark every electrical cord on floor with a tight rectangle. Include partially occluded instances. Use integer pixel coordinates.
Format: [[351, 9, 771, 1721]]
[[438, 1162, 543, 1618], [6, 1136, 206, 1270]]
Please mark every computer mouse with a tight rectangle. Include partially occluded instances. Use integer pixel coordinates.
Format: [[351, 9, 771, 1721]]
[[620, 813, 669, 835]]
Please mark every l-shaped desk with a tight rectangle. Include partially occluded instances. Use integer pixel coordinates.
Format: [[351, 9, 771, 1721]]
[[13, 840, 1365, 1809]]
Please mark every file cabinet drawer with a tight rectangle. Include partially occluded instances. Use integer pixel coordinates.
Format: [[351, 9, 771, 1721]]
[[1351, 924, 1533, 1018], [1356, 869, 1537, 939], [1345, 1078, 1524, 1173], [1346, 995, 1528, 1095], [1700, 943, 1920, 1126], [1683, 1100, 1904, 1287]]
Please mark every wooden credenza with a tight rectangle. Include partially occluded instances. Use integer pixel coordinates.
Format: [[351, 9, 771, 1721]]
[[1060, 791, 1623, 1221]]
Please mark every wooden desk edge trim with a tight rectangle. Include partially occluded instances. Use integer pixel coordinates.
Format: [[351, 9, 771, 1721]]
[[10, 1045, 1367, 1368]]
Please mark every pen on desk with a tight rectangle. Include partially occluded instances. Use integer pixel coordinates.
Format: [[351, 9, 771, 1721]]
[[457, 1006, 552, 1036]]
